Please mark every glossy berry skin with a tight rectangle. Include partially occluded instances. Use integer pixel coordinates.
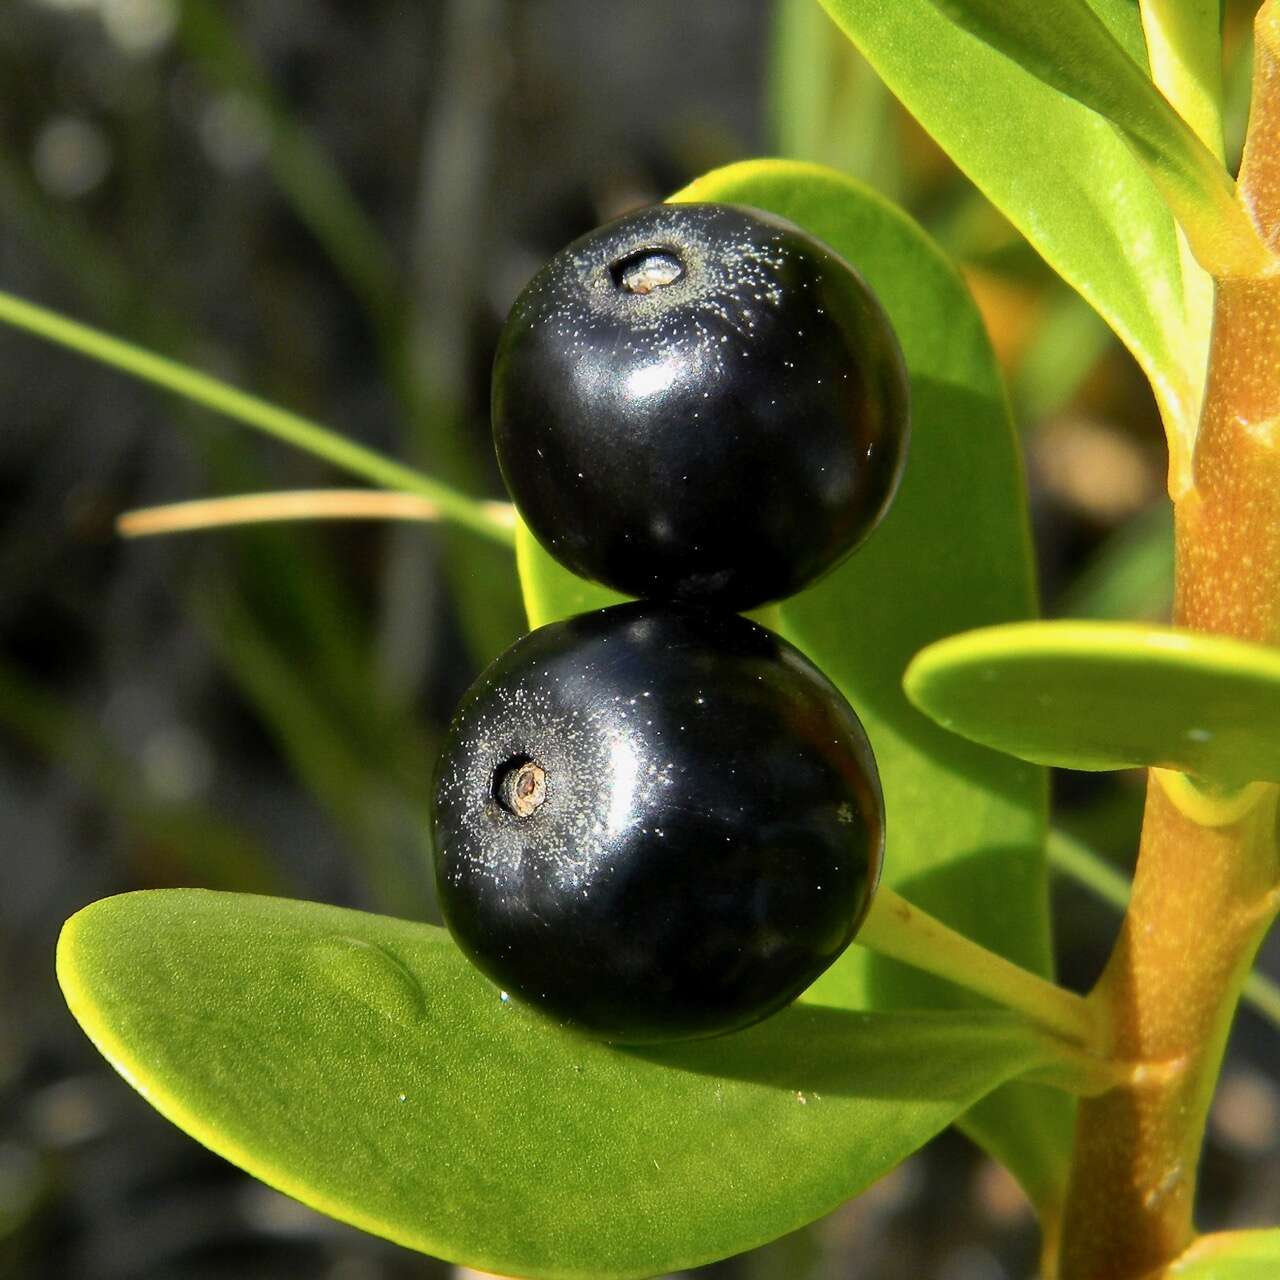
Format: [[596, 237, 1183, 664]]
[[430, 602, 884, 1044], [492, 202, 909, 611]]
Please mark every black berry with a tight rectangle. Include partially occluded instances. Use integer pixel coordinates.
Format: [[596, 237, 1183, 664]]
[[492, 202, 909, 611], [430, 602, 884, 1044]]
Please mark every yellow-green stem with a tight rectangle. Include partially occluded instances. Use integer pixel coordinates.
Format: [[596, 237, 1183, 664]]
[[858, 887, 1102, 1051]]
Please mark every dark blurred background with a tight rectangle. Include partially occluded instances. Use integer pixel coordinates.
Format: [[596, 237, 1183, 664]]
[[1, 2, 1277, 1277]]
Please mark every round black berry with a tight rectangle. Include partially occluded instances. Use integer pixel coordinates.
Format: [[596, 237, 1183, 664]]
[[492, 202, 909, 611], [430, 602, 884, 1044]]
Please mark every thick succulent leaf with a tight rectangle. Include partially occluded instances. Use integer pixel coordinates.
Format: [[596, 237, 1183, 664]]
[[1165, 1228, 1280, 1278], [58, 891, 1052, 1279], [817, 0, 1205, 467], [663, 160, 1069, 1210], [905, 620, 1280, 786]]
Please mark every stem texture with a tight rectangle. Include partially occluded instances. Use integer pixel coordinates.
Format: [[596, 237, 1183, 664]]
[[1055, 14, 1280, 1271], [1057, 783, 1279, 1279]]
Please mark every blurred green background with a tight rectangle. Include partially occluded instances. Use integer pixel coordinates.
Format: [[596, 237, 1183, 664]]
[[1, 1, 1277, 1277]]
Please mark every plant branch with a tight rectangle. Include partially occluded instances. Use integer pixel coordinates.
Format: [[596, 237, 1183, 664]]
[[1058, 782, 1280, 1280], [858, 886, 1102, 1052], [1240, 1, 1280, 250], [1047, 828, 1280, 1027], [1023, 1037, 1177, 1100], [0, 289, 513, 548], [1059, 165, 1280, 1270]]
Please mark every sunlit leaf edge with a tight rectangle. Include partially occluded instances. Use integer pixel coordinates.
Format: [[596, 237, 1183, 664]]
[[58, 890, 1056, 1280], [904, 619, 1280, 781], [1166, 1226, 1280, 1277]]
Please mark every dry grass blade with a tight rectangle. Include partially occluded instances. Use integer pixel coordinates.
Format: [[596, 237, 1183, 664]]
[[118, 490, 517, 539]]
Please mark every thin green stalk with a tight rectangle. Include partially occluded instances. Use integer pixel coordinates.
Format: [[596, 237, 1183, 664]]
[[1048, 827, 1280, 1026], [0, 289, 513, 548], [768, 0, 832, 163], [858, 885, 1102, 1051], [1245, 959, 1280, 1025], [1012, 289, 1112, 425]]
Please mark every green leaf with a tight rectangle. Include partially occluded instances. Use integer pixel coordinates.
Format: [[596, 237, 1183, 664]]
[[661, 159, 1069, 1211], [906, 620, 1280, 786], [918, 0, 1262, 276], [58, 890, 1051, 1279], [1138, 0, 1226, 159], [816, 0, 1208, 471], [1167, 1228, 1280, 1278], [516, 517, 625, 629]]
